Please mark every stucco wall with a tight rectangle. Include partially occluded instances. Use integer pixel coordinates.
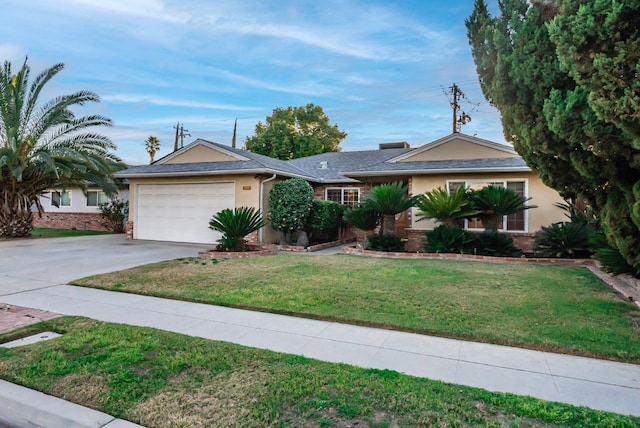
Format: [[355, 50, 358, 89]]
[[410, 171, 565, 233], [37, 188, 129, 214], [399, 139, 518, 162], [163, 145, 239, 164]]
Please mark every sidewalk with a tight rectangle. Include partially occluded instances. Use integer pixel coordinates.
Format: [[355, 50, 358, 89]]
[[1, 284, 639, 421]]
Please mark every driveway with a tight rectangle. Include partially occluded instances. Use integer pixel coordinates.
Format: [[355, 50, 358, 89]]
[[0, 235, 209, 296]]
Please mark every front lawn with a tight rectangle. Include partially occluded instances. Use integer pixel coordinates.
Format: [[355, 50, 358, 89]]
[[31, 227, 110, 238], [72, 255, 640, 362], [1, 317, 637, 427]]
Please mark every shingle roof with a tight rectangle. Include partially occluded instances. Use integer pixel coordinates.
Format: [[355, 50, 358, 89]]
[[115, 137, 530, 182], [287, 148, 411, 182], [341, 157, 530, 176]]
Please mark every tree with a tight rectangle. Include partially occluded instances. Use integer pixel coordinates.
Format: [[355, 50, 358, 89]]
[[466, 0, 640, 272], [362, 181, 420, 236], [145, 136, 160, 163], [209, 206, 266, 251], [268, 178, 314, 244], [0, 58, 124, 237], [416, 187, 479, 227], [469, 185, 535, 232], [245, 103, 346, 160]]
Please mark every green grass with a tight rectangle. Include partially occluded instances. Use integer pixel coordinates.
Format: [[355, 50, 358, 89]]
[[31, 227, 110, 238], [72, 254, 640, 362], [1, 317, 638, 427]]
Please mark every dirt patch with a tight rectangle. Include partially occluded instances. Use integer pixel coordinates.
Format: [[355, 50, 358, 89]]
[[0, 304, 61, 334], [126, 370, 266, 427], [49, 372, 111, 410]]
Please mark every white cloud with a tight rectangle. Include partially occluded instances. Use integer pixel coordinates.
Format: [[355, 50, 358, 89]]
[[102, 94, 261, 111]]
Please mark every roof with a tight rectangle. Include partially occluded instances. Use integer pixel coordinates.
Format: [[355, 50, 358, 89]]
[[116, 139, 315, 181], [115, 134, 530, 183], [340, 157, 530, 177], [287, 147, 411, 183]]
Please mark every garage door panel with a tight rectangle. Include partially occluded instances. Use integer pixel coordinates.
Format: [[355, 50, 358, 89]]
[[135, 182, 235, 244]]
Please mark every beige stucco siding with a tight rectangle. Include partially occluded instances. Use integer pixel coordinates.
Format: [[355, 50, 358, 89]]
[[410, 171, 565, 232], [163, 145, 240, 164], [399, 139, 518, 162]]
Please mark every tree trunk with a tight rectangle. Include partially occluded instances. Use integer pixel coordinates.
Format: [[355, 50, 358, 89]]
[[0, 189, 35, 237], [382, 214, 395, 235], [481, 215, 501, 232]]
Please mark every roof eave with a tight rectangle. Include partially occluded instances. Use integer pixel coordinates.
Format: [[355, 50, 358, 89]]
[[115, 168, 316, 180]]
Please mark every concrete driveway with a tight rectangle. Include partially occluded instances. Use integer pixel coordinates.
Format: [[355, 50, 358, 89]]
[[0, 235, 209, 296]]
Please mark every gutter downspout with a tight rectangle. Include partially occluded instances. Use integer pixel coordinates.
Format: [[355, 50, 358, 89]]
[[259, 174, 277, 243]]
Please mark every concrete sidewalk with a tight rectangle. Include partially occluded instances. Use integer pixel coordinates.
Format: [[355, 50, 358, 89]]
[[1, 285, 639, 420]]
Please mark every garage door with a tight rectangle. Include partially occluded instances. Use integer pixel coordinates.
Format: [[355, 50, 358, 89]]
[[135, 182, 235, 244]]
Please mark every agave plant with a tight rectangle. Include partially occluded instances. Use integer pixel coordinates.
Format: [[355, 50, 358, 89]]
[[416, 186, 479, 227], [208, 206, 266, 251], [470, 185, 536, 232], [362, 181, 420, 235]]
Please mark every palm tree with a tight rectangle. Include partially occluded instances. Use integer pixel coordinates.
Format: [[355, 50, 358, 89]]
[[145, 136, 160, 163], [0, 58, 124, 237], [362, 181, 420, 235], [415, 186, 479, 227], [343, 204, 380, 248], [470, 185, 536, 232], [208, 206, 266, 251]]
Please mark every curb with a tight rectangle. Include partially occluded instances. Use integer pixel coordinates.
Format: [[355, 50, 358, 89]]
[[0, 380, 143, 428]]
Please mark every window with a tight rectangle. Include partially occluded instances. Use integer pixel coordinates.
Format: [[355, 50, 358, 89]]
[[326, 188, 360, 206], [446, 180, 528, 232], [51, 190, 71, 207], [86, 190, 109, 207]]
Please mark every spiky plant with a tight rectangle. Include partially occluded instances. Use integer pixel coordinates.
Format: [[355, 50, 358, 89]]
[[362, 181, 420, 235], [416, 186, 479, 227], [343, 204, 380, 249], [470, 185, 536, 232], [208, 206, 266, 251], [0, 58, 124, 237]]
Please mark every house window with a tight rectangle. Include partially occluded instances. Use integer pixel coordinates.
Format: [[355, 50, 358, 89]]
[[326, 188, 360, 206], [87, 190, 109, 207], [446, 180, 528, 232], [51, 190, 71, 207]]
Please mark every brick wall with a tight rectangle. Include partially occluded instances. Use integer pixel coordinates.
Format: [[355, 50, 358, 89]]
[[33, 212, 108, 231], [405, 228, 537, 253]]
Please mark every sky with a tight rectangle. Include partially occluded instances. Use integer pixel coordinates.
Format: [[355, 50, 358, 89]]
[[1, 0, 506, 165]]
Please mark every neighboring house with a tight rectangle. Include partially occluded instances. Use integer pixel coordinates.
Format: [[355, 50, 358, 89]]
[[33, 186, 129, 231], [115, 133, 566, 250]]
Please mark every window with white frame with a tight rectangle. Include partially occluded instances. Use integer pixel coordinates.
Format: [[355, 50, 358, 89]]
[[86, 190, 110, 207], [51, 190, 71, 207], [326, 187, 360, 206], [446, 180, 528, 232]]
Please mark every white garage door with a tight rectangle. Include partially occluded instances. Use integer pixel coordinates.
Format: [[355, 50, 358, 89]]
[[135, 182, 235, 244]]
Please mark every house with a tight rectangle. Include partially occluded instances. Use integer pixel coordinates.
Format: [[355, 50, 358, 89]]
[[115, 133, 566, 250], [33, 185, 129, 231]]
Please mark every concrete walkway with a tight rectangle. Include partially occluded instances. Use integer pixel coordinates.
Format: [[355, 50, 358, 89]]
[[1, 284, 639, 420]]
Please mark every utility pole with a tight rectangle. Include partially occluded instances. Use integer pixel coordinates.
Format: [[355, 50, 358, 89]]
[[173, 123, 190, 150], [445, 83, 473, 133]]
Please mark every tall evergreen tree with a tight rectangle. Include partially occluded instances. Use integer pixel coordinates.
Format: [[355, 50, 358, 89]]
[[466, 0, 640, 272]]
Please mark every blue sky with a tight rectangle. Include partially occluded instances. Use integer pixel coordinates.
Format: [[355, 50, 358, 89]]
[[2, 0, 505, 165]]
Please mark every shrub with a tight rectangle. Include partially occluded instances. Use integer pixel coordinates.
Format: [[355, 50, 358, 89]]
[[591, 232, 638, 277], [362, 181, 420, 235], [424, 224, 474, 254], [268, 178, 314, 240], [305, 200, 344, 242], [99, 199, 128, 233], [534, 222, 592, 258], [470, 185, 536, 232], [416, 187, 478, 226], [367, 234, 405, 252], [208, 206, 266, 251], [343, 204, 379, 232], [472, 231, 523, 258]]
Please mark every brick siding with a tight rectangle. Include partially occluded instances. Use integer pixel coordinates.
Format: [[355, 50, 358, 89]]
[[33, 212, 108, 231]]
